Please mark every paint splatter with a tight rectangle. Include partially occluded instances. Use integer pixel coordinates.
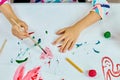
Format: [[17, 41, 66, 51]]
[[17, 42, 20, 45], [32, 36, 35, 39], [56, 59, 59, 64], [48, 60, 51, 67], [45, 30, 48, 34], [16, 57, 28, 64], [95, 40, 100, 45], [40, 47, 53, 60], [93, 48, 100, 53], [102, 56, 120, 80], [13, 63, 43, 80], [76, 43, 82, 48], [38, 38, 41, 44]]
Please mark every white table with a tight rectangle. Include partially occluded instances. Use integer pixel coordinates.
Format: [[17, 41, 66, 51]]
[[0, 3, 120, 80]]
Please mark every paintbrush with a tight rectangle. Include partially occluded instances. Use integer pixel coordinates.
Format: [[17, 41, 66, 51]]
[[11, 18, 47, 54], [0, 39, 7, 54], [66, 57, 84, 73]]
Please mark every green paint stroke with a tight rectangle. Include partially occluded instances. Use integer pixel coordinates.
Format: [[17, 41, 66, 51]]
[[16, 57, 28, 63]]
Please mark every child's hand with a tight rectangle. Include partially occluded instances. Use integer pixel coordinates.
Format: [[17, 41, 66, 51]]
[[53, 25, 81, 53], [11, 19, 29, 39]]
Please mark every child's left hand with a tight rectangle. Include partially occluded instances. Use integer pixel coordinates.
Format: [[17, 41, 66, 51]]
[[53, 25, 81, 53]]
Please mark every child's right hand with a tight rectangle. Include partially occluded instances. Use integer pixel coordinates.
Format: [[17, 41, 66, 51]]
[[11, 19, 29, 39]]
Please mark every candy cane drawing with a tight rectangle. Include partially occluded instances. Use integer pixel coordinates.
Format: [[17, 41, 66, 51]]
[[102, 56, 120, 80]]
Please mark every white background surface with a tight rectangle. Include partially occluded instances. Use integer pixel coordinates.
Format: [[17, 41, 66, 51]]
[[0, 3, 120, 80]]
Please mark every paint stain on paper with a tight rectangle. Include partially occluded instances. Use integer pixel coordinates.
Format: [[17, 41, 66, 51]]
[[13, 63, 43, 80], [40, 47, 53, 60]]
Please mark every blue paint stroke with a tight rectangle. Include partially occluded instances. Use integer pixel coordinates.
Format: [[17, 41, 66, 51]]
[[95, 40, 100, 45], [93, 48, 100, 53], [76, 43, 82, 48]]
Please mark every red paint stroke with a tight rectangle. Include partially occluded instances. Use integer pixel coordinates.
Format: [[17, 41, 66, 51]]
[[48, 60, 51, 67], [40, 47, 53, 60], [29, 32, 34, 35], [102, 56, 120, 80], [13, 63, 43, 80]]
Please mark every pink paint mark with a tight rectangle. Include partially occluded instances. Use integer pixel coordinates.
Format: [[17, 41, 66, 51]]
[[102, 56, 120, 80], [13, 64, 43, 80], [40, 47, 53, 60]]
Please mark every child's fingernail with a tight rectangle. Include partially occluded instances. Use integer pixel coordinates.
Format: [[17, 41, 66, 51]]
[[57, 45, 61, 47]]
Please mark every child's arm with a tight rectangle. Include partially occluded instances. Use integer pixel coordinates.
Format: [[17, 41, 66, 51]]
[[53, 0, 110, 53], [0, 2, 29, 39]]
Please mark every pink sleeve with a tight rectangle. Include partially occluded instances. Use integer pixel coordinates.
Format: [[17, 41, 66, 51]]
[[0, 0, 8, 6]]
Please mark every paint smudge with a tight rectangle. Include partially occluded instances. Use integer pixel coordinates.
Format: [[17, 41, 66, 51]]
[[84, 42, 87, 44], [56, 59, 59, 64], [10, 58, 14, 63], [17, 42, 20, 45], [102, 56, 120, 80], [72, 52, 75, 55], [22, 48, 30, 56], [13, 63, 43, 80], [95, 40, 100, 45], [93, 48, 100, 53], [16, 57, 28, 64], [40, 47, 53, 60]]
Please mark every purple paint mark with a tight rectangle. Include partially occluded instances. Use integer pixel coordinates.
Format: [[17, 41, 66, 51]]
[[40, 47, 53, 60], [13, 63, 43, 80]]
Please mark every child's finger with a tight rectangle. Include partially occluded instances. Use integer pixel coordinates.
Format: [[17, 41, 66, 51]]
[[62, 40, 72, 53], [68, 40, 76, 50], [59, 38, 69, 53], [53, 35, 65, 45], [56, 28, 66, 35], [20, 22, 28, 31]]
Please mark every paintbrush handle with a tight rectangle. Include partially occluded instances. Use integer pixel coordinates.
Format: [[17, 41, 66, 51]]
[[29, 36, 47, 54], [0, 39, 7, 53]]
